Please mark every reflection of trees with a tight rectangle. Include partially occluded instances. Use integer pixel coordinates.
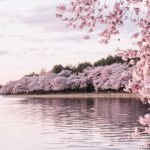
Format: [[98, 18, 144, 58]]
[[94, 98, 147, 125], [20, 97, 150, 148], [17, 98, 148, 149]]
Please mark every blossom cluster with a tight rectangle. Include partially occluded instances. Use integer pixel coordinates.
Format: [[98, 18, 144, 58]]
[[56, 0, 148, 43], [0, 63, 132, 95], [131, 114, 150, 137]]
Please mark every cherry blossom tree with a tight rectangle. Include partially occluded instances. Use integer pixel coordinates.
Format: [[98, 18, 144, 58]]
[[12, 77, 29, 94], [84, 63, 132, 92], [78, 73, 93, 92], [28, 76, 45, 93], [56, 0, 150, 100], [0, 63, 132, 94], [58, 70, 72, 77], [0, 81, 17, 95], [42, 73, 57, 92], [51, 76, 68, 91], [66, 74, 81, 91]]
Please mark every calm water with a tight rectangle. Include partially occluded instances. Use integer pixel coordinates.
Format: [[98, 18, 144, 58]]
[[0, 96, 150, 150]]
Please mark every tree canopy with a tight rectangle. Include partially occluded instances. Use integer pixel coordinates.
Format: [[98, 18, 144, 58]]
[[51, 55, 125, 74], [52, 64, 63, 74], [76, 62, 93, 73], [94, 55, 124, 67]]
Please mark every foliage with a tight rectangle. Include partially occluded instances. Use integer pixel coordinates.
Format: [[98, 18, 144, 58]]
[[94, 55, 124, 67], [52, 64, 63, 74], [76, 62, 93, 73], [63, 65, 77, 73]]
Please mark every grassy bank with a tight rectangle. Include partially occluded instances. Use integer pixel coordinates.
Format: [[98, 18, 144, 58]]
[[4, 92, 140, 99]]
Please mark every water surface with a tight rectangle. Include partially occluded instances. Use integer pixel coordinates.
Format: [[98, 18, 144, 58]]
[[0, 96, 149, 150]]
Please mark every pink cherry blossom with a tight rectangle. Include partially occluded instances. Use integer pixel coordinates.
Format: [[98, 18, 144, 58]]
[[0, 63, 132, 94]]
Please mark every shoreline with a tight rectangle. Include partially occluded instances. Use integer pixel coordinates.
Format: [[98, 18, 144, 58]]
[[3, 93, 140, 99]]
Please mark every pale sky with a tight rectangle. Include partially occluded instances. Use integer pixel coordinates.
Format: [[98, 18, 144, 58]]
[[0, 0, 133, 84]]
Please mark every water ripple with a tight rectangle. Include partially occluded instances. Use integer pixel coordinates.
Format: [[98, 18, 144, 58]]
[[0, 96, 149, 150]]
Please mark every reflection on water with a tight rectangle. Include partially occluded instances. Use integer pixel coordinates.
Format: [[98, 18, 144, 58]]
[[0, 96, 149, 150]]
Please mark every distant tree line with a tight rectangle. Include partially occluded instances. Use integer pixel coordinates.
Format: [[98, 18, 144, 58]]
[[0, 63, 132, 95], [52, 55, 126, 74], [0, 55, 138, 95]]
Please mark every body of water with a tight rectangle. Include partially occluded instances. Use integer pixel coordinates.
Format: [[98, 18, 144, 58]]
[[0, 96, 149, 150]]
